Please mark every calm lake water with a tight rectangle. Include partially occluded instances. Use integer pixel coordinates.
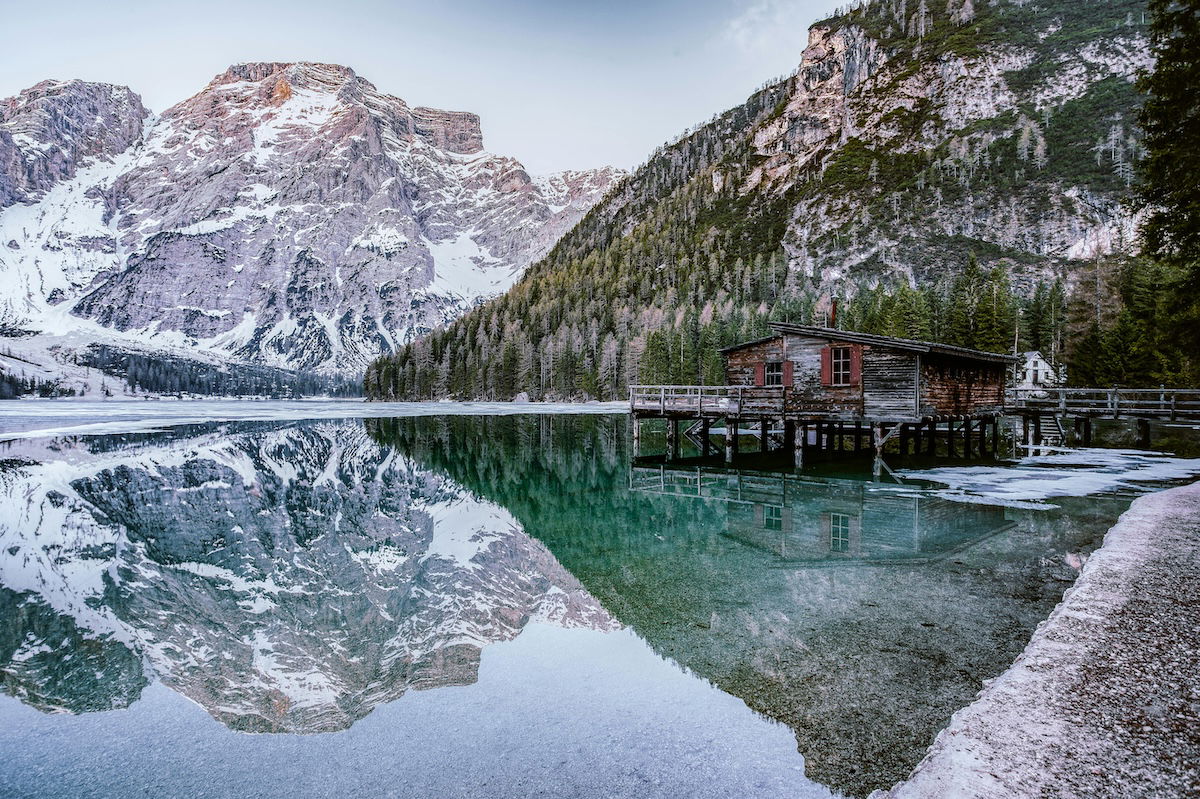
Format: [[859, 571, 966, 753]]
[[2, 408, 1198, 798]]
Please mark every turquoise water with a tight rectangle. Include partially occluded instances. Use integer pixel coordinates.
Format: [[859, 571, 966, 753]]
[[0, 412, 1179, 797]]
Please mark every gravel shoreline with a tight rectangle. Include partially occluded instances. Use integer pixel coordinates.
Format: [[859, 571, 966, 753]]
[[871, 480, 1200, 799]]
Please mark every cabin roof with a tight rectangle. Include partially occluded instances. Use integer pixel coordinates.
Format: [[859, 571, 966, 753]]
[[716, 333, 780, 353], [719, 324, 1019, 364]]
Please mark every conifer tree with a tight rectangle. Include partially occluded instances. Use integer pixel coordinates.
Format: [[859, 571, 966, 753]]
[[1134, 0, 1200, 353]]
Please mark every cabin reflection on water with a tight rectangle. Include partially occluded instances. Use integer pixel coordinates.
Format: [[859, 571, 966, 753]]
[[628, 465, 1016, 565]]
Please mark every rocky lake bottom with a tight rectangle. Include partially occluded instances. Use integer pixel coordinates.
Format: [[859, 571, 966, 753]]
[[2, 403, 1199, 798]]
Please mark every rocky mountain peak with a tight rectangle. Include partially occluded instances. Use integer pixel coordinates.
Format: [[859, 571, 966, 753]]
[[0, 78, 147, 207], [0, 62, 622, 379], [215, 61, 357, 86]]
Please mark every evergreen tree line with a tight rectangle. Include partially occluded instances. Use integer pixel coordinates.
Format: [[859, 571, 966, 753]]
[[0, 371, 79, 399], [82, 346, 362, 398], [1067, 258, 1195, 387], [366, 244, 1073, 401]]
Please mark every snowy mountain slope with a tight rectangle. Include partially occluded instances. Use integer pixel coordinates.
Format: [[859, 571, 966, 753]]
[[0, 64, 622, 377]]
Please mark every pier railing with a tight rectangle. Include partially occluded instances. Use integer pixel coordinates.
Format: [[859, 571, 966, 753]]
[[1009, 388, 1200, 421], [629, 385, 785, 415], [632, 385, 1200, 421]]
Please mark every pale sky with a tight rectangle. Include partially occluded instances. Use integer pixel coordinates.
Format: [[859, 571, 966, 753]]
[[0, 0, 842, 175]]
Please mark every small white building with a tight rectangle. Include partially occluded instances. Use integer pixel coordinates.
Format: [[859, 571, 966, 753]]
[[1013, 351, 1064, 390]]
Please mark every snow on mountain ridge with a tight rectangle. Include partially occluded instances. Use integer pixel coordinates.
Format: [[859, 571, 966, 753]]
[[0, 64, 624, 377]]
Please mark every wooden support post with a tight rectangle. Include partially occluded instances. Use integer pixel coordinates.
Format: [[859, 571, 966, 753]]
[[926, 420, 937, 456], [666, 418, 679, 461], [1083, 417, 1093, 446], [947, 421, 957, 458], [700, 418, 711, 457], [725, 417, 737, 464], [873, 422, 884, 458], [964, 419, 974, 459], [794, 422, 805, 469], [632, 417, 641, 457], [783, 420, 795, 453], [854, 424, 863, 452], [1137, 418, 1151, 449], [760, 419, 769, 453], [1033, 414, 1042, 447], [991, 417, 999, 457]]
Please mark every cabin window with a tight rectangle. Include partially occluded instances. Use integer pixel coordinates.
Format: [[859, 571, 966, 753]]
[[829, 513, 850, 552], [764, 505, 783, 531], [764, 361, 783, 386], [831, 347, 852, 385]]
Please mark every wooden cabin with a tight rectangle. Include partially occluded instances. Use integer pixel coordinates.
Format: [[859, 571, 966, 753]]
[[718, 323, 1017, 421], [630, 324, 1020, 464]]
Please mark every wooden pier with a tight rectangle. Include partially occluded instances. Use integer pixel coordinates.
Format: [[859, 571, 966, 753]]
[[1009, 387, 1200, 449], [631, 385, 1200, 463], [629, 385, 1003, 465]]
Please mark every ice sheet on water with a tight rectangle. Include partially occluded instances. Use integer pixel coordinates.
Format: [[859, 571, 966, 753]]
[[0, 399, 626, 439], [899, 448, 1200, 506]]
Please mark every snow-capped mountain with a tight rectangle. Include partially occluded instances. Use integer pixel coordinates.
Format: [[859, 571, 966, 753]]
[[0, 63, 623, 375], [0, 421, 617, 731]]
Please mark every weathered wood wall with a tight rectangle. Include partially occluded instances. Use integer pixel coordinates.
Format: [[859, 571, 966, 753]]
[[920, 355, 1006, 415], [782, 336, 863, 415], [725, 338, 785, 386], [862, 349, 918, 418]]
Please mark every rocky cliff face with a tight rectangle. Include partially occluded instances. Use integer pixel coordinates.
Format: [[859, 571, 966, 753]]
[[0, 422, 617, 731], [0, 79, 147, 207], [743, 1, 1150, 294], [0, 63, 621, 374]]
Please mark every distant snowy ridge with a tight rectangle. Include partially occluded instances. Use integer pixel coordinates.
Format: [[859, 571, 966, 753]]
[[0, 64, 624, 378]]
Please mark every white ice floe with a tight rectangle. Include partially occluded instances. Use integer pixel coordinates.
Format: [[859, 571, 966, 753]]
[[900, 448, 1200, 507]]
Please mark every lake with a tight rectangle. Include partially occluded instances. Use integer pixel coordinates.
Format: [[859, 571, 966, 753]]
[[2, 405, 1198, 798]]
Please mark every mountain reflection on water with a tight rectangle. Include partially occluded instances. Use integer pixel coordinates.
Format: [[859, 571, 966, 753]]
[[0, 421, 615, 735], [0, 415, 1132, 798]]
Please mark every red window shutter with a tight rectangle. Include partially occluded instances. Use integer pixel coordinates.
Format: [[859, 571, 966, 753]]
[[850, 345, 863, 385], [820, 347, 832, 386], [782, 361, 794, 387], [754, 362, 766, 386]]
